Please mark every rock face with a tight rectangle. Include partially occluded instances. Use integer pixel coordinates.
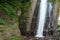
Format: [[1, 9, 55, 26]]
[[23, 37, 54, 40], [23, 0, 60, 40], [26, 0, 38, 32]]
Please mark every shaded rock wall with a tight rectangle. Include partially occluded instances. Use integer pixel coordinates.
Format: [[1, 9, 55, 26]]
[[26, 0, 38, 32]]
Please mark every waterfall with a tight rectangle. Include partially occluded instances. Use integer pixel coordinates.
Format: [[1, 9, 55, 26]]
[[35, 0, 48, 37]]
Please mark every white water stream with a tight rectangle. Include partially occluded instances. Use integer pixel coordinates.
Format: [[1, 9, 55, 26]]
[[35, 0, 48, 37]]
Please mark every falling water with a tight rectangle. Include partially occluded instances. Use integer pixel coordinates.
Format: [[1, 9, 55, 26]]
[[35, 0, 48, 37]]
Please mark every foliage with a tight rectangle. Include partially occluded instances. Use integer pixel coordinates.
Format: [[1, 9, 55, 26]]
[[1, 3, 16, 19], [0, 18, 6, 25], [50, 0, 56, 6], [0, 0, 31, 25], [56, 25, 60, 32], [22, 0, 31, 11], [57, 21, 60, 31]]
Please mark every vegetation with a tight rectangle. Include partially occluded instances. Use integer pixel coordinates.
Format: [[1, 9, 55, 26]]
[[50, 0, 56, 5], [11, 36, 21, 40], [0, 0, 31, 25], [0, 0, 31, 40], [57, 21, 60, 31]]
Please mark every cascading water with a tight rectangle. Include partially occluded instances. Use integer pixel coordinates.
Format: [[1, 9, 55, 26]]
[[35, 0, 48, 37]]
